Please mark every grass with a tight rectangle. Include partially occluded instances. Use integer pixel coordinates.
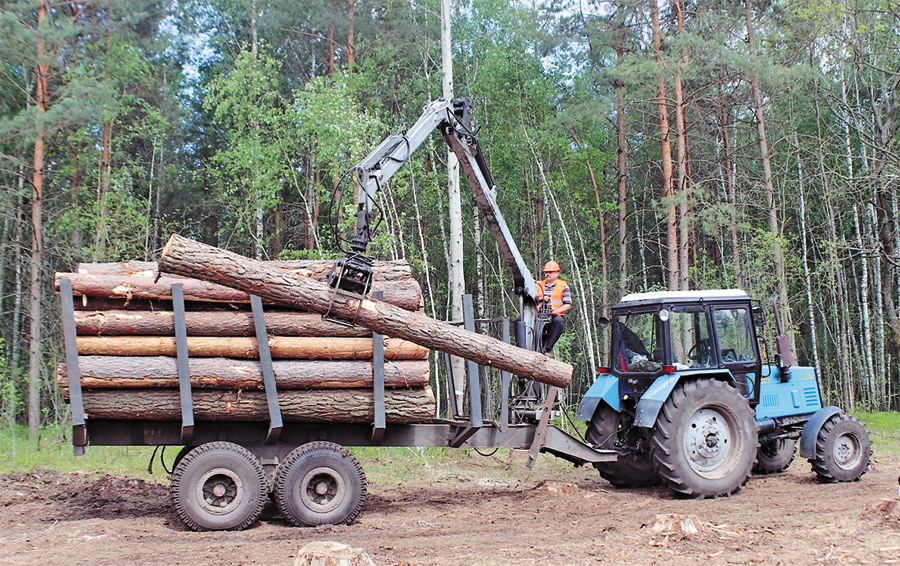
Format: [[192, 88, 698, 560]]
[[857, 411, 900, 457], [0, 410, 896, 478]]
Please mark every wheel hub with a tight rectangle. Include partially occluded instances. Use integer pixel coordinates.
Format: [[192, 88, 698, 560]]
[[683, 408, 734, 478], [299, 467, 346, 514], [833, 432, 863, 470], [196, 468, 245, 516]]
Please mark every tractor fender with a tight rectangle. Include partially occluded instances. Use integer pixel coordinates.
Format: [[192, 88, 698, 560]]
[[576, 373, 619, 419], [799, 406, 843, 459], [633, 370, 736, 428]]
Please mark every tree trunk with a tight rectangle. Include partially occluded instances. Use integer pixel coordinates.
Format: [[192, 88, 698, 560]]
[[651, 0, 678, 290], [54, 273, 424, 311], [159, 234, 573, 388], [616, 38, 628, 297], [28, 0, 50, 437], [67, 387, 435, 423], [59, 356, 429, 390], [75, 335, 427, 360], [72, 309, 374, 337], [674, 0, 690, 292], [76, 259, 417, 281], [441, 0, 466, 410]]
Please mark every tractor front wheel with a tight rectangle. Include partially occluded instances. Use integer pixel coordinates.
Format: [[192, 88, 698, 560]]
[[650, 379, 757, 498], [809, 413, 871, 482]]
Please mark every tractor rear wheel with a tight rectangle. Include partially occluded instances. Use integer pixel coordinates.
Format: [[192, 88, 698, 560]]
[[274, 441, 367, 526], [650, 379, 757, 498], [809, 413, 871, 482], [753, 438, 796, 474], [586, 403, 658, 487], [170, 441, 267, 531]]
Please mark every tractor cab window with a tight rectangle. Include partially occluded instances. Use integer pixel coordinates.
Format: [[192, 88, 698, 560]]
[[713, 307, 757, 364], [668, 306, 713, 369], [614, 312, 663, 373]]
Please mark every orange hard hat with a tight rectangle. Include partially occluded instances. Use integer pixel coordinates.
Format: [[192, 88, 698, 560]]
[[543, 260, 561, 272]]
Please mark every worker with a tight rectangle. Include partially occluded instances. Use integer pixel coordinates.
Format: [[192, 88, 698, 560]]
[[537, 260, 572, 356]]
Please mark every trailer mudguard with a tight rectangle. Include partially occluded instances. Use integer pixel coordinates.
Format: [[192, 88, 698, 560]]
[[799, 406, 843, 459], [633, 370, 735, 428], [576, 373, 619, 419]]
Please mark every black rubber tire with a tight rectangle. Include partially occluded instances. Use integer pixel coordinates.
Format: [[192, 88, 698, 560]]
[[809, 412, 872, 483], [650, 379, 757, 498], [274, 441, 367, 526], [169, 441, 267, 531], [585, 403, 658, 487], [753, 438, 796, 474], [170, 445, 195, 473]]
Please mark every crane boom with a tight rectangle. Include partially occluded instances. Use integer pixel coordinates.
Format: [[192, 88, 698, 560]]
[[330, 98, 539, 349]]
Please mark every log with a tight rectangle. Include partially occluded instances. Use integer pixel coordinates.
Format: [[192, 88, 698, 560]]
[[75, 336, 428, 360], [77, 259, 416, 282], [67, 387, 436, 423], [159, 234, 573, 388], [73, 309, 373, 337], [54, 273, 424, 311], [58, 356, 430, 389]]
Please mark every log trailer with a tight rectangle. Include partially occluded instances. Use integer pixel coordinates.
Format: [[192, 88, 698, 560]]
[[56, 98, 616, 532], [56, 98, 871, 532]]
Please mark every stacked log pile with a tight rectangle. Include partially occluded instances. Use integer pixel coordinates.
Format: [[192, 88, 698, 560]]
[[55, 259, 436, 423]]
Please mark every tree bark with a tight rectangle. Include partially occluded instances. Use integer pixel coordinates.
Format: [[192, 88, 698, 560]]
[[59, 356, 429, 390], [159, 234, 573, 387], [73, 309, 373, 337], [651, 0, 678, 290], [76, 259, 416, 282], [75, 335, 427, 360], [54, 273, 423, 311], [66, 387, 435, 423], [28, 0, 50, 437]]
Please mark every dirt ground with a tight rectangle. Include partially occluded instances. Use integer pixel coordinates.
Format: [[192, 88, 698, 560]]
[[1, 449, 899, 566]]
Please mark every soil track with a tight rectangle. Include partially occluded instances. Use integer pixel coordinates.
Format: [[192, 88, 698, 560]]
[[1, 450, 898, 566]]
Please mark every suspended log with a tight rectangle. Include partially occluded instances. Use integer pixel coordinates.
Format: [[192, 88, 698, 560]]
[[58, 356, 430, 389], [73, 309, 373, 337], [77, 259, 416, 282], [65, 387, 435, 423], [75, 335, 428, 360], [53, 273, 424, 311], [159, 234, 573, 388]]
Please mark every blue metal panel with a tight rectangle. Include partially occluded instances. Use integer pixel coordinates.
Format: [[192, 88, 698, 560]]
[[576, 373, 619, 420], [754, 365, 822, 421]]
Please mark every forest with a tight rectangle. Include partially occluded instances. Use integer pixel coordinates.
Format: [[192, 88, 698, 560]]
[[1, 0, 898, 437]]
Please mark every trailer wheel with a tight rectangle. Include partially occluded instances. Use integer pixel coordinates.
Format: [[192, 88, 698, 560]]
[[650, 379, 757, 498], [585, 403, 658, 487], [809, 413, 871, 482], [170, 441, 266, 531], [753, 438, 796, 474], [274, 441, 367, 526]]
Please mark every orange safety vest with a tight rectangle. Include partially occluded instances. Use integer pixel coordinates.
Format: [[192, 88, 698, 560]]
[[537, 279, 568, 315]]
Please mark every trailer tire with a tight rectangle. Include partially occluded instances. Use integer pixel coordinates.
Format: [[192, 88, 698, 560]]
[[650, 379, 757, 498], [585, 403, 658, 487], [274, 441, 367, 526], [809, 412, 871, 482], [753, 438, 796, 474], [169, 441, 267, 531]]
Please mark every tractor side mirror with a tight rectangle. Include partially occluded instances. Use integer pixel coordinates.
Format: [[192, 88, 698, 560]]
[[752, 305, 765, 328], [598, 316, 610, 328]]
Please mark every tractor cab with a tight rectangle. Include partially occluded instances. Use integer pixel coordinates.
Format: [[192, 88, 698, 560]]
[[606, 289, 763, 404]]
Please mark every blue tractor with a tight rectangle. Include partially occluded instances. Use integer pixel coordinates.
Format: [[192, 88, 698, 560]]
[[577, 289, 872, 498]]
